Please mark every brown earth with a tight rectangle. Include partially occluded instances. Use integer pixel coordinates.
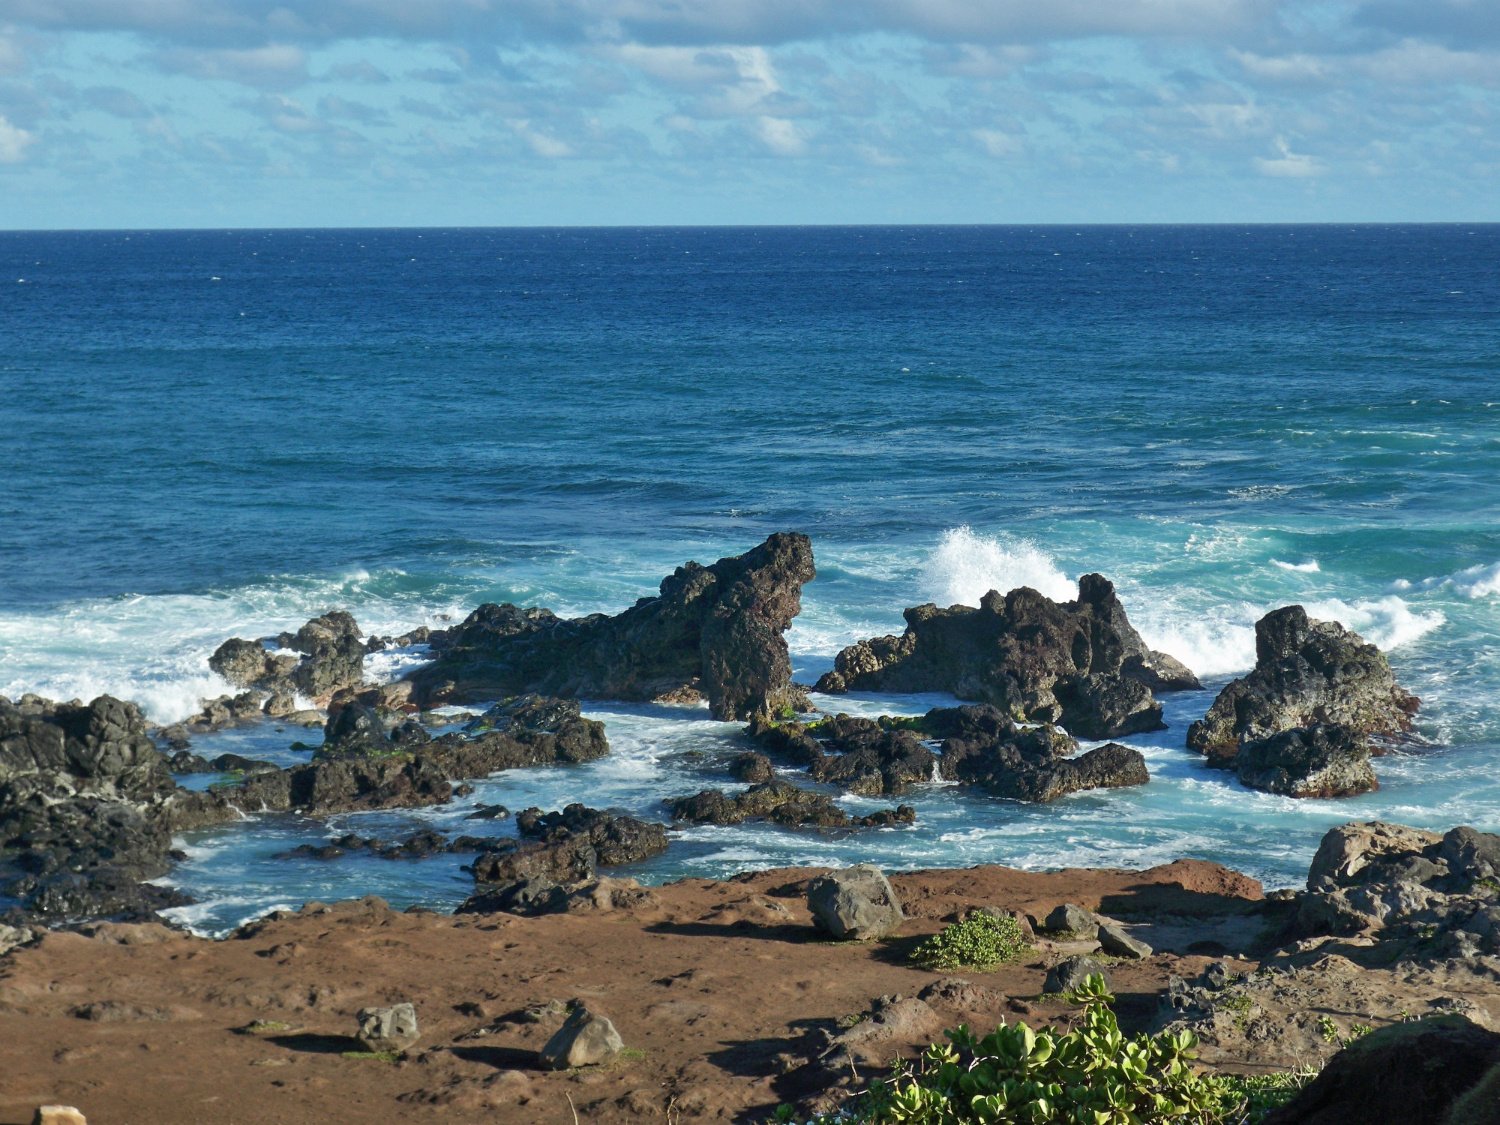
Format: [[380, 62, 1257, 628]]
[[0, 859, 1490, 1125]]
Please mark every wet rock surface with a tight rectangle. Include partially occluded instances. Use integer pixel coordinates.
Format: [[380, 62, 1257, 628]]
[[1187, 605, 1419, 770], [814, 573, 1196, 739], [748, 703, 1148, 804], [666, 780, 915, 830], [210, 611, 367, 708], [407, 533, 816, 721], [1235, 723, 1378, 798]]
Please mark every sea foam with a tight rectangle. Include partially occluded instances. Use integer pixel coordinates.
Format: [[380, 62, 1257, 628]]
[[1393, 561, 1500, 600], [923, 526, 1075, 605]]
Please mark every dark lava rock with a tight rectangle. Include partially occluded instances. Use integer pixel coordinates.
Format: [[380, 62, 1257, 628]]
[[406, 533, 816, 721], [1263, 1015, 1500, 1125], [1044, 955, 1110, 994], [1, 694, 184, 923], [188, 695, 608, 818], [1187, 605, 1418, 767], [748, 703, 1149, 804], [209, 610, 366, 704], [469, 804, 669, 887], [729, 751, 775, 783], [1235, 724, 1377, 798], [815, 574, 1195, 739], [666, 780, 915, 829]]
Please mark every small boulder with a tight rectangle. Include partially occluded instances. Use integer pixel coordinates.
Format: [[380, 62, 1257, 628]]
[[539, 1004, 624, 1069], [1264, 1015, 1500, 1125], [1043, 903, 1098, 938], [1097, 921, 1152, 959], [32, 1110, 87, 1125], [807, 864, 904, 941], [356, 1002, 419, 1052], [1044, 955, 1109, 995]]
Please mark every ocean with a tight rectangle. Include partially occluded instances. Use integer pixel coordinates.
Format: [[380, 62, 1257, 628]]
[[3, 225, 1497, 934]]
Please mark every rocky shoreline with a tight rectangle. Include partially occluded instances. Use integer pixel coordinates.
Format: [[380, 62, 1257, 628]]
[[5, 532, 1480, 1121]]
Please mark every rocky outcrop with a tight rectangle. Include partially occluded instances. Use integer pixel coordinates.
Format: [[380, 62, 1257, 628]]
[[807, 863, 904, 940], [1187, 606, 1418, 767], [815, 574, 1196, 739], [405, 531, 816, 723], [209, 610, 366, 706], [1, 695, 185, 923], [748, 704, 1149, 804], [1234, 724, 1377, 798], [201, 695, 610, 817], [406, 533, 816, 721], [1289, 821, 1500, 962], [666, 780, 916, 829], [468, 804, 669, 888]]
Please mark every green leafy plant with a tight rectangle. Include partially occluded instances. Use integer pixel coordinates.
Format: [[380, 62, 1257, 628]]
[[795, 974, 1257, 1124], [909, 913, 1030, 972]]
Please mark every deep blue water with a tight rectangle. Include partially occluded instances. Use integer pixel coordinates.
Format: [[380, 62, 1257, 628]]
[[2, 225, 1499, 932]]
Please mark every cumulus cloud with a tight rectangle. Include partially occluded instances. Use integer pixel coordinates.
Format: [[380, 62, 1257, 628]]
[[0, 111, 34, 161], [152, 43, 309, 88], [1255, 135, 1322, 176]]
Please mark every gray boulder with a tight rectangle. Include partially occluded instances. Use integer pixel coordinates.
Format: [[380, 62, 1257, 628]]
[[539, 1004, 624, 1069], [1043, 903, 1099, 938], [356, 1002, 419, 1052], [1098, 921, 1152, 959], [807, 864, 904, 941]]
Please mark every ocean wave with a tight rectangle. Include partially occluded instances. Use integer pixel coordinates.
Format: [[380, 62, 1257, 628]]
[[1304, 595, 1444, 652], [1392, 561, 1500, 599], [923, 526, 1074, 606], [1271, 558, 1321, 573]]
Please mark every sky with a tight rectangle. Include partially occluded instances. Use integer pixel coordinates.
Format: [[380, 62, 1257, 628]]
[[0, 1, 1497, 227]]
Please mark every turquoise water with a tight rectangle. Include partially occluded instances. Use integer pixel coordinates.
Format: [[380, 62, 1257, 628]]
[[2, 226, 1497, 932]]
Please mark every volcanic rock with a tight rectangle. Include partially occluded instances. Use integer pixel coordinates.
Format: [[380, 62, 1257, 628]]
[[1235, 724, 1378, 798], [539, 1004, 624, 1069], [814, 574, 1196, 739], [406, 533, 815, 721], [666, 780, 915, 830], [1187, 605, 1418, 766], [356, 1002, 420, 1052]]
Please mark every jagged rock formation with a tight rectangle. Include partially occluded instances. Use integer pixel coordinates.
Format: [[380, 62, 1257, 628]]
[[748, 703, 1149, 804], [666, 780, 916, 829], [208, 610, 368, 712], [459, 804, 670, 915], [1234, 723, 1378, 798], [1187, 605, 1419, 767], [1288, 821, 1500, 961], [0, 694, 186, 923], [197, 696, 609, 817], [406, 533, 815, 721], [815, 574, 1197, 739]]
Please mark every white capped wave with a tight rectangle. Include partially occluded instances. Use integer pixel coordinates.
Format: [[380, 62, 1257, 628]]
[[1131, 606, 1259, 678], [1393, 561, 1500, 599], [1304, 595, 1444, 652], [1271, 558, 1321, 573], [0, 569, 469, 724], [924, 526, 1074, 606]]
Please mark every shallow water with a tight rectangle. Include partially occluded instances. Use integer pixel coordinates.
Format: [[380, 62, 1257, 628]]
[[3, 225, 1497, 933]]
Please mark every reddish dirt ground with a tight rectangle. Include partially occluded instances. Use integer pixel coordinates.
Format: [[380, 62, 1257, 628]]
[[0, 861, 1266, 1125]]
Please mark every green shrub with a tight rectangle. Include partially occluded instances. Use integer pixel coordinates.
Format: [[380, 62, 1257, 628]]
[[795, 974, 1269, 1124], [909, 913, 1030, 972]]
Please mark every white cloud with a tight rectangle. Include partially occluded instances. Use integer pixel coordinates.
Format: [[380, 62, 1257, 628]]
[[754, 114, 805, 155], [974, 127, 1022, 157], [0, 112, 35, 162], [509, 118, 573, 157], [1254, 135, 1322, 176], [153, 43, 308, 88]]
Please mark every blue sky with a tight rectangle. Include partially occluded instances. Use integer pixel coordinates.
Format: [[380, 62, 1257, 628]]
[[0, 1, 1496, 227]]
